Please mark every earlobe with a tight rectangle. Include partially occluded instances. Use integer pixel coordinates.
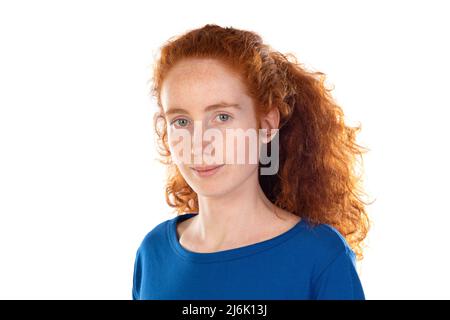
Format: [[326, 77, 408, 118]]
[[260, 107, 280, 144], [263, 128, 279, 144], [266, 129, 277, 143]]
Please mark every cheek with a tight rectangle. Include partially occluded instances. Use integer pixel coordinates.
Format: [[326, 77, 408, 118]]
[[167, 128, 193, 165], [221, 130, 260, 165]]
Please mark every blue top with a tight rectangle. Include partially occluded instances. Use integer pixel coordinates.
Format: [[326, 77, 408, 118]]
[[132, 213, 365, 300]]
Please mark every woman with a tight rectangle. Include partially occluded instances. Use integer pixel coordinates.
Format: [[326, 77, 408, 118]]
[[132, 24, 371, 300]]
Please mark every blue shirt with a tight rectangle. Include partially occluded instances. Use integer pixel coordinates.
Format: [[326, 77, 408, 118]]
[[132, 213, 365, 300]]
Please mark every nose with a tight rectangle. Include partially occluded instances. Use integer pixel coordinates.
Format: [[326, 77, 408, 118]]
[[190, 120, 210, 163], [191, 122, 203, 158], [191, 121, 222, 165]]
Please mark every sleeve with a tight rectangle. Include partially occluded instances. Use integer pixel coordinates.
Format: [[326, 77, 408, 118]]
[[311, 248, 365, 300], [132, 248, 142, 300]]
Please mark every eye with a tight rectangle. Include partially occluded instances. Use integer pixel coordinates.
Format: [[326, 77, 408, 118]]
[[215, 113, 232, 123], [170, 118, 190, 128]]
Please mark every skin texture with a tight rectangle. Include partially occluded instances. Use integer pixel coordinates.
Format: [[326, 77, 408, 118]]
[[160, 58, 301, 253]]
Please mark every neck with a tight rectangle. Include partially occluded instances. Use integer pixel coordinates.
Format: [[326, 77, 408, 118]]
[[193, 168, 278, 249]]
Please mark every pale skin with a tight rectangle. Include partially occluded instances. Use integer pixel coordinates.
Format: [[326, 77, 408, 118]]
[[160, 57, 301, 253]]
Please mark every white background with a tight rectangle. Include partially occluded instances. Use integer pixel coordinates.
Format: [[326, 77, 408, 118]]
[[1, 0, 449, 299]]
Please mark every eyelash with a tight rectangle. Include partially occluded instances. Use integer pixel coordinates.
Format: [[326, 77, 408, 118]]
[[170, 113, 233, 127], [216, 113, 232, 122]]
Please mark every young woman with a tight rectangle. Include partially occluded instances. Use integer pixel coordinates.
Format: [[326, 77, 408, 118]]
[[132, 24, 371, 300]]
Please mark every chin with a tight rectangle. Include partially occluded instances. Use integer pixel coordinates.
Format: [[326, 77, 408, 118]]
[[180, 163, 258, 197], [180, 164, 228, 195]]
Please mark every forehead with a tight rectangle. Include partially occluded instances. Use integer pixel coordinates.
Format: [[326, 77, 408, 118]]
[[160, 58, 248, 112]]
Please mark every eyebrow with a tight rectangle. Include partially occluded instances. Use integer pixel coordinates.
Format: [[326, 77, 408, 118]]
[[164, 102, 241, 116]]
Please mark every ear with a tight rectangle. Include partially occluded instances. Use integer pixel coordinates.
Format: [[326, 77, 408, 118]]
[[259, 107, 280, 144]]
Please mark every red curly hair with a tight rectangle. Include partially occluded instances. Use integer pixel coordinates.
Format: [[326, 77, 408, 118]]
[[149, 24, 372, 260]]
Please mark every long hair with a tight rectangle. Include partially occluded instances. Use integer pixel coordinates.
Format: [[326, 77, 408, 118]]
[[149, 24, 372, 260]]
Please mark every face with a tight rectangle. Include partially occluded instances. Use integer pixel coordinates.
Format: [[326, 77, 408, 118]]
[[160, 58, 263, 197]]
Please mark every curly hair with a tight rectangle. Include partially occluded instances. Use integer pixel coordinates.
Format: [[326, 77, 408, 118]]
[[149, 24, 372, 260]]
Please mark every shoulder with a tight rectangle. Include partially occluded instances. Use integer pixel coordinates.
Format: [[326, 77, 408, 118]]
[[135, 214, 179, 257], [296, 219, 357, 269], [302, 221, 353, 252]]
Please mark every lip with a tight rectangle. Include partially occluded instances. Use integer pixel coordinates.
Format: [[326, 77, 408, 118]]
[[190, 164, 225, 177]]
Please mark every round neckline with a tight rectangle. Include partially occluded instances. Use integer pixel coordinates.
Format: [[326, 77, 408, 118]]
[[167, 212, 308, 263]]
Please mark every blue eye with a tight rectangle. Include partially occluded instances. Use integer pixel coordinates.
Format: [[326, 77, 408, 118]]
[[216, 113, 231, 122], [171, 118, 189, 127]]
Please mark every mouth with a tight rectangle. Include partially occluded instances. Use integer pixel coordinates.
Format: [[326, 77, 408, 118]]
[[190, 164, 225, 177]]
